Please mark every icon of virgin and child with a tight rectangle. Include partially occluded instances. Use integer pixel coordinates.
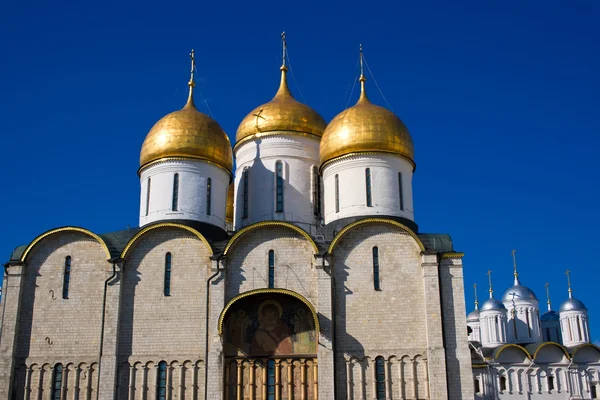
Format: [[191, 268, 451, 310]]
[[224, 297, 316, 357]]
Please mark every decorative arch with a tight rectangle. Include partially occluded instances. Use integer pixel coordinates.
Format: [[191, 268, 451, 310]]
[[532, 342, 571, 361], [494, 344, 532, 361], [218, 288, 319, 336], [20, 226, 111, 262], [223, 221, 319, 256], [571, 343, 600, 360], [327, 218, 425, 254], [121, 222, 213, 258]]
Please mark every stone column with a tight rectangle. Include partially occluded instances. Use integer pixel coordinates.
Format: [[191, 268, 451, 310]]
[[439, 253, 475, 400], [0, 262, 25, 399], [315, 255, 334, 399], [421, 254, 448, 400], [98, 260, 124, 400], [205, 258, 225, 399]]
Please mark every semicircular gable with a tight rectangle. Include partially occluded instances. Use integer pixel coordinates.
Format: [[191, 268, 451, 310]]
[[121, 223, 213, 258], [531, 342, 570, 363], [494, 344, 532, 364], [572, 343, 600, 364], [223, 221, 318, 256], [327, 218, 425, 254], [20, 227, 111, 262]]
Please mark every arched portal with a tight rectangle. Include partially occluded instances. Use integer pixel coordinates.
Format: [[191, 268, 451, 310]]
[[219, 289, 319, 399]]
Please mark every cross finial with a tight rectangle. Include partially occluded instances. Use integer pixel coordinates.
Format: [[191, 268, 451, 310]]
[[281, 32, 287, 68], [565, 270, 572, 298], [184, 49, 197, 109], [473, 283, 479, 310], [487, 270, 493, 298], [359, 44, 365, 81], [545, 282, 552, 311], [357, 43, 369, 103], [511, 249, 520, 285]]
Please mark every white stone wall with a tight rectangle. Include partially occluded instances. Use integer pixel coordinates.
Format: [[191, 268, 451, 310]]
[[139, 159, 230, 229], [233, 134, 321, 230], [322, 153, 414, 224], [504, 300, 542, 344]]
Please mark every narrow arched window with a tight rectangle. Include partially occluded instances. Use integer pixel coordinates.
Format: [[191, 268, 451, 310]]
[[398, 172, 404, 211], [276, 161, 284, 212], [365, 168, 372, 207], [164, 253, 172, 296], [474, 378, 481, 393], [375, 356, 385, 399], [172, 173, 179, 211], [206, 178, 212, 215], [267, 359, 276, 400], [526, 309, 531, 338], [157, 361, 167, 400], [335, 174, 340, 213], [146, 177, 151, 216], [268, 250, 275, 288], [62, 256, 71, 299], [512, 309, 518, 339], [548, 376, 555, 391], [52, 363, 63, 400], [312, 166, 321, 217], [591, 385, 598, 399], [499, 376, 507, 392], [577, 316, 583, 339], [373, 247, 380, 291], [242, 168, 249, 219]]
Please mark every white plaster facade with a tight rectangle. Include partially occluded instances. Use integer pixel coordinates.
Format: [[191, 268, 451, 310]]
[[321, 153, 414, 225], [139, 159, 230, 229], [561, 310, 591, 348], [233, 134, 322, 231]]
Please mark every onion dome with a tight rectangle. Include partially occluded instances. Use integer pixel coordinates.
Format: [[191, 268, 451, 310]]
[[542, 310, 560, 321], [559, 298, 588, 312], [467, 309, 480, 322], [502, 281, 538, 303], [319, 74, 415, 168], [140, 51, 233, 173], [481, 297, 507, 312], [226, 182, 234, 223], [235, 65, 326, 148]]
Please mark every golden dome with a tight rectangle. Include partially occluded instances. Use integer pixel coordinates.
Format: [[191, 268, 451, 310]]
[[140, 56, 233, 173], [226, 182, 234, 223], [320, 77, 414, 168], [235, 66, 326, 147]]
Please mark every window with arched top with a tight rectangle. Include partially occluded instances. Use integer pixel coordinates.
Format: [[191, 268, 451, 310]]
[[146, 177, 151, 216], [526, 309, 531, 338], [591, 384, 598, 399], [268, 250, 275, 288], [335, 174, 340, 213], [365, 168, 372, 207], [157, 361, 167, 400], [242, 168, 249, 219], [499, 376, 507, 392], [375, 356, 385, 399], [548, 375, 555, 391], [164, 253, 172, 296], [312, 166, 321, 217], [172, 173, 179, 211], [275, 162, 284, 212], [52, 363, 63, 399], [474, 377, 481, 393], [206, 178, 212, 215], [63, 256, 71, 299], [398, 172, 404, 211], [373, 247, 381, 291]]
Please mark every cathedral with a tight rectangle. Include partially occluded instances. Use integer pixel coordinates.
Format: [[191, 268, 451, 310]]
[[0, 39, 597, 400]]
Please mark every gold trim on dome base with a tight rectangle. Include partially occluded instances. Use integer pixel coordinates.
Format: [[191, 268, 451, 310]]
[[319, 151, 416, 174], [233, 130, 322, 153], [218, 288, 320, 336], [21, 227, 112, 262], [531, 342, 571, 360], [571, 343, 600, 359], [327, 218, 425, 254], [493, 344, 532, 361], [121, 222, 213, 258], [137, 156, 233, 179], [440, 252, 465, 259], [224, 221, 319, 256]]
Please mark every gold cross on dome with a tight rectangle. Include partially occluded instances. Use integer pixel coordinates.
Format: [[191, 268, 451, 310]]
[[253, 109, 265, 131]]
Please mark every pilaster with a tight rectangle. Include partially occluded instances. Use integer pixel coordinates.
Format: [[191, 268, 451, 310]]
[[315, 255, 334, 399], [0, 263, 25, 399], [421, 254, 448, 400], [205, 258, 225, 399], [439, 254, 475, 400]]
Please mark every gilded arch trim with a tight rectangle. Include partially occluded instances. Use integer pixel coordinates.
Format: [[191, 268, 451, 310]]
[[223, 221, 319, 256], [493, 343, 532, 361], [218, 288, 320, 336], [20, 227, 111, 262], [327, 218, 425, 254], [121, 223, 213, 258], [532, 341, 571, 360], [571, 343, 600, 359]]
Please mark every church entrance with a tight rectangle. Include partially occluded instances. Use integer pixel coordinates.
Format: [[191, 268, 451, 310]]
[[219, 289, 319, 399]]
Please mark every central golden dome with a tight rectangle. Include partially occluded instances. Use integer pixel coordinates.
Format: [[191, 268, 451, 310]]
[[320, 78, 414, 168], [140, 80, 233, 173], [235, 66, 326, 147]]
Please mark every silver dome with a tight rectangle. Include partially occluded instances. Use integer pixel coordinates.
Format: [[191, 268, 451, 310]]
[[501, 281, 538, 303], [559, 298, 588, 312], [541, 310, 560, 322], [481, 297, 507, 311], [467, 309, 480, 322]]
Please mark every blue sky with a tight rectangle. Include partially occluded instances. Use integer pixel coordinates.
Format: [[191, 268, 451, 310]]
[[1, 1, 599, 341]]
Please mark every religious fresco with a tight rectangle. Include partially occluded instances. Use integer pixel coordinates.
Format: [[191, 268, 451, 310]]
[[223, 293, 317, 357]]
